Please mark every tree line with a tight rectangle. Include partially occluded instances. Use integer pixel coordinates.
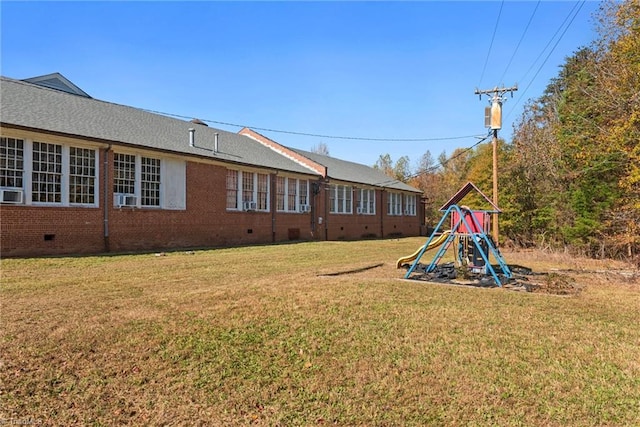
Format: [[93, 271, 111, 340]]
[[374, 0, 639, 261]]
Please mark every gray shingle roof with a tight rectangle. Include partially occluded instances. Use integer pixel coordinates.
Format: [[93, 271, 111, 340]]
[[0, 76, 314, 175], [291, 148, 421, 193], [1, 74, 423, 193]]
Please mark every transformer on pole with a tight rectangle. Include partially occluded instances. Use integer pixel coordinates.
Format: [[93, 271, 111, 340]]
[[474, 85, 518, 245]]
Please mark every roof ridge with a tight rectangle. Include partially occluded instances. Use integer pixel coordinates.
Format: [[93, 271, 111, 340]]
[[238, 128, 327, 177]]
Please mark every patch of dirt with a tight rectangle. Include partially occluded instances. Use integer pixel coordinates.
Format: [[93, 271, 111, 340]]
[[522, 272, 582, 296], [406, 263, 583, 296]]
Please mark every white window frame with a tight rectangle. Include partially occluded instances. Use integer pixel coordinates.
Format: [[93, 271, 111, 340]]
[[299, 180, 308, 207], [32, 141, 63, 204], [113, 152, 162, 208], [226, 169, 270, 212], [358, 188, 376, 215], [276, 176, 309, 213], [114, 153, 136, 195], [287, 178, 298, 212], [1, 137, 99, 207], [256, 173, 269, 211], [69, 146, 97, 205], [226, 169, 239, 210], [329, 184, 353, 214], [140, 156, 161, 207], [276, 176, 285, 211], [0, 136, 25, 190], [404, 194, 417, 216], [387, 192, 403, 216], [242, 170, 255, 203]]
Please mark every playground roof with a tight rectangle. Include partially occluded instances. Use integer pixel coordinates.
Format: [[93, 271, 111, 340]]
[[440, 181, 501, 212]]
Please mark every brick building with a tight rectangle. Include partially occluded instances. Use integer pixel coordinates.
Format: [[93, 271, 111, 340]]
[[0, 73, 424, 257]]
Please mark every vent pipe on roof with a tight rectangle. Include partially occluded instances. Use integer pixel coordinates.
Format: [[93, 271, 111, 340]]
[[214, 133, 219, 154], [189, 128, 195, 147]]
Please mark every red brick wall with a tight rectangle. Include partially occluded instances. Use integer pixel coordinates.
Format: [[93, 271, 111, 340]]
[[1, 143, 423, 257], [107, 160, 285, 252], [0, 205, 105, 257], [317, 185, 423, 241]]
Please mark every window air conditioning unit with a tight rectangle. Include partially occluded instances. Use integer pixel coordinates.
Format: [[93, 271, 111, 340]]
[[356, 207, 363, 214], [243, 201, 257, 211], [0, 188, 23, 204], [115, 194, 137, 207], [299, 204, 310, 213]]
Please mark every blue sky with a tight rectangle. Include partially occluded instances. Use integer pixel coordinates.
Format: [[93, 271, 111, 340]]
[[1, 1, 600, 169]]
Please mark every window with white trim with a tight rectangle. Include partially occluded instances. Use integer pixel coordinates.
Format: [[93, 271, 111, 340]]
[[0, 137, 24, 189], [404, 194, 417, 216], [114, 152, 184, 210], [299, 180, 308, 207], [114, 153, 135, 195], [226, 170, 239, 209], [276, 176, 309, 212], [69, 147, 96, 204], [1, 137, 99, 206], [387, 192, 402, 216], [276, 176, 285, 211], [32, 142, 63, 203], [140, 157, 161, 207], [345, 186, 352, 213], [329, 184, 352, 214], [358, 189, 375, 215], [257, 173, 269, 211], [242, 171, 254, 203], [287, 179, 297, 212], [226, 169, 270, 211]]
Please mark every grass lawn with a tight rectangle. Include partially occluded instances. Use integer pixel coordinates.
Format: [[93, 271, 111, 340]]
[[2, 237, 639, 426]]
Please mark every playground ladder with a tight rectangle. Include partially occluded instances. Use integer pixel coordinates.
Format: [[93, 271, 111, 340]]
[[404, 205, 511, 286]]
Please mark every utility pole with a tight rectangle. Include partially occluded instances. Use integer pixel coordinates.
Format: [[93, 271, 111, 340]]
[[474, 85, 518, 246]]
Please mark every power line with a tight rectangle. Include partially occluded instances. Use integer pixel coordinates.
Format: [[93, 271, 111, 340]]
[[505, 0, 586, 120], [478, 0, 505, 87], [499, 0, 540, 84], [373, 130, 493, 187], [142, 107, 483, 143], [426, 131, 491, 172]]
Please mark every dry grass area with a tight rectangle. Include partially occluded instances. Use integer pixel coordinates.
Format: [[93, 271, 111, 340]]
[[1, 237, 639, 426]]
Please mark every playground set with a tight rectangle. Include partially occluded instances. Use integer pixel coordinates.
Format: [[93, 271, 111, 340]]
[[398, 182, 512, 287]]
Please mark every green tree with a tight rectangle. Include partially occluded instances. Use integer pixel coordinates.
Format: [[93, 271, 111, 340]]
[[373, 154, 412, 183]]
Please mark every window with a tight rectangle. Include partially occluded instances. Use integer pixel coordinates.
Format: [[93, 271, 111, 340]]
[[141, 157, 161, 207], [69, 147, 96, 204], [358, 189, 376, 215], [4, 138, 99, 206], [299, 180, 308, 207], [242, 171, 255, 203], [226, 170, 239, 209], [32, 142, 62, 203], [276, 176, 309, 212], [227, 169, 270, 211], [114, 153, 185, 210], [276, 176, 285, 211], [329, 185, 336, 213], [405, 194, 417, 216], [0, 137, 24, 189], [329, 184, 352, 214], [345, 187, 352, 213], [287, 178, 297, 212], [257, 173, 269, 210], [114, 153, 136, 195], [387, 192, 402, 216]]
